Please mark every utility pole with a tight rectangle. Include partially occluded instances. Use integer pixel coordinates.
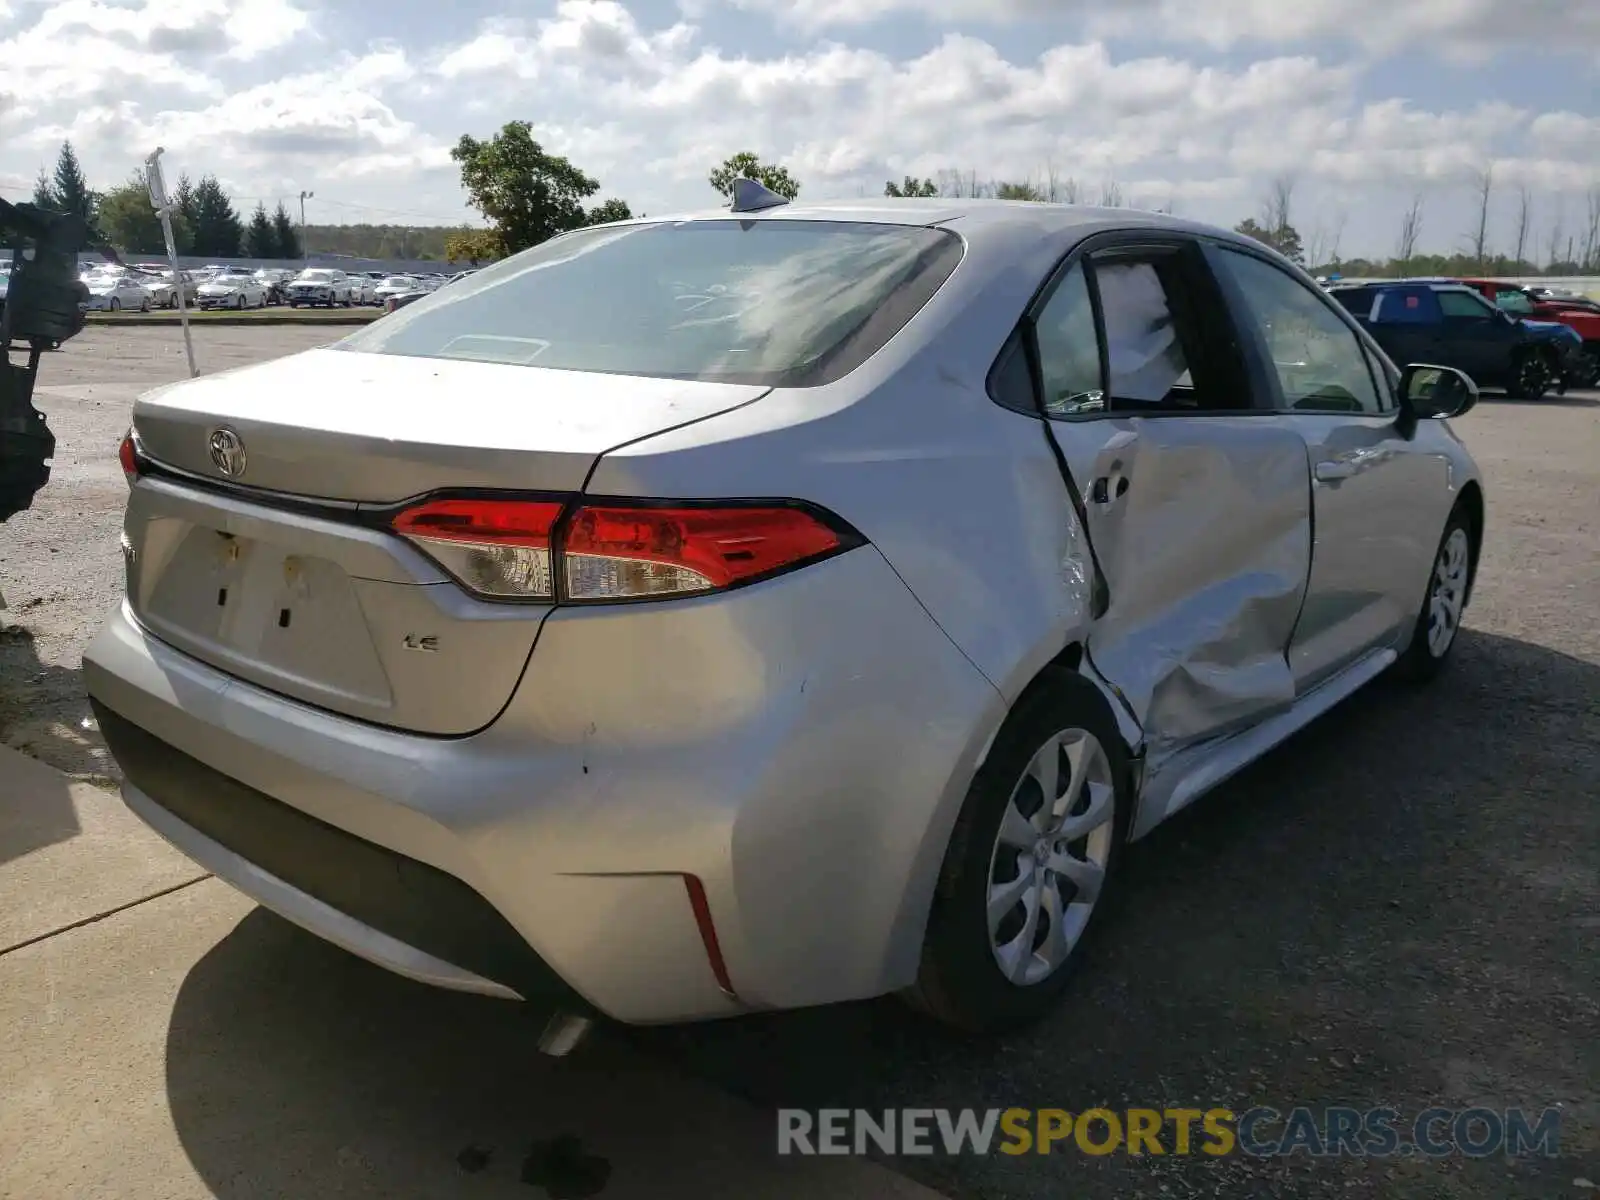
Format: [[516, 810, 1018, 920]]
[[298, 190, 313, 264]]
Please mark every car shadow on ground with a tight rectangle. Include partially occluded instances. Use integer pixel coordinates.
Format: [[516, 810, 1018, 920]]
[[162, 629, 1598, 1200], [0, 622, 84, 866], [0, 614, 114, 787]]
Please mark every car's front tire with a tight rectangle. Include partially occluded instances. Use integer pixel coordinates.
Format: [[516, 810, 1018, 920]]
[[109, 298, 120, 312], [1395, 509, 1474, 681], [907, 668, 1129, 1033]]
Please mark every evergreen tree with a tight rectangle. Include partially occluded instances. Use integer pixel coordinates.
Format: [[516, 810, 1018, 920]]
[[190, 174, 243, 257], [271, 201, 301, 259], [244, 203, 277, 258], [50, 141, 99, 237], [31, 167, 56, 209], [174, 174, 200, 254]]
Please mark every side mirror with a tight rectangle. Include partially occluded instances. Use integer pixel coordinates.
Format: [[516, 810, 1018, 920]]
[[1401, 363, 1478, 420]]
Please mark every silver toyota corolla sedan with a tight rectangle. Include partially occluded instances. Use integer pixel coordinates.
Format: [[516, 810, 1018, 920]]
[[85, 191, 1484, 1048]]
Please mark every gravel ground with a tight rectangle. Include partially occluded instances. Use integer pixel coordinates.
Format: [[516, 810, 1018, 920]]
[[2, 327, 1596, 1199]]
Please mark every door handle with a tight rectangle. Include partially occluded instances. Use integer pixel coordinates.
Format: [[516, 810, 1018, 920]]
[[1314, 460, 1356, 482]]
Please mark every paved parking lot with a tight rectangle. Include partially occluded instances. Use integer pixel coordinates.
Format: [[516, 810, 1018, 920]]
[[1, 327, 1596, 1199]]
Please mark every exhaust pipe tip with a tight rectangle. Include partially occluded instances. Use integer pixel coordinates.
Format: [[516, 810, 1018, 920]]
[[537, 1012, 595, 1057]]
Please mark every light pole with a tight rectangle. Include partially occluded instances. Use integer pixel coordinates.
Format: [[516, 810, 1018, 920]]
[[298, 189, 313, 263]]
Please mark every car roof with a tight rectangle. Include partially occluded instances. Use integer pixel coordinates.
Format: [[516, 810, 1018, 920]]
[[618, 195, 1202, 232], [1334, 279, 1478, 294], [590, 197, 1339, 298]]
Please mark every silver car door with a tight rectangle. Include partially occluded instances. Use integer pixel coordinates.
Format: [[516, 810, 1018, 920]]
[[1005, 235, 1312, 771], [1207, 244, 1451, 691]]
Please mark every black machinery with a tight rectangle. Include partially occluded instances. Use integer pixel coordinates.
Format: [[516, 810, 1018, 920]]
[[0, 197, 92, 524]]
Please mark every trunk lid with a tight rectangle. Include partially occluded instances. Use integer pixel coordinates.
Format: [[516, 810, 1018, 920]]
[[132, 347, 767, 501], [125, 349, 768, 733]]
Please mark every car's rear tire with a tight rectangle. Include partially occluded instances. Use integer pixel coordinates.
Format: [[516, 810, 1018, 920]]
[[1577, 346, 1600, 390], [1395, 509, 1474, 682], [1509, 349, 1552, 400], [109, 298, 120, 312], [139, 296, 149, 312], [906, 669, 1129, 1034]]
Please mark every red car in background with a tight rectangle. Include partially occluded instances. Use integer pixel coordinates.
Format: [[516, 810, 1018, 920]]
[[1458, 278, 1600, 387]]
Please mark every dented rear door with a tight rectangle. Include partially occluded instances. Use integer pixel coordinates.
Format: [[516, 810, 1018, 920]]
[[1052, 414, 1312, 768]]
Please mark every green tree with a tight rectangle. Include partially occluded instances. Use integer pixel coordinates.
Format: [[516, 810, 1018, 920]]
[[1234, 216, 1305, 264], [445, 228, 503, 264], [885, 176, 938, 198], [173, 174, 200, 253], [996, 181, 1044, 201], [271, 202, 301, 260], [97, 174, 189, 254], [52, 142, 97, 226], [31, 166, 56, 209], [708, 152, 800, 202], [244, 203, 277, 257], [451, 121, 603, 254], [190, 174, 243, 257], [585, 197, 634, 225]]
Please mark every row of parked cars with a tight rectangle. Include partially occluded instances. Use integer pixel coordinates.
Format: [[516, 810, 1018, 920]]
[[73, 263, 469, 313], [1321, 276, 1600, 400]]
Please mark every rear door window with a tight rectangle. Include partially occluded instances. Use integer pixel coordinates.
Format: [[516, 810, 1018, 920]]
[[1372, 287, 1442, 324], [338, 220, 964, 387]]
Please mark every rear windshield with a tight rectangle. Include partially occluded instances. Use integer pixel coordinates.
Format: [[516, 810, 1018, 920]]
[[336, 219, 964, 387]]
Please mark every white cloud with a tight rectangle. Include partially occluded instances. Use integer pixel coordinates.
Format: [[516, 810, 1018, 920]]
[[3, 0, 1597, 257], [706, 0, 1600, 61]]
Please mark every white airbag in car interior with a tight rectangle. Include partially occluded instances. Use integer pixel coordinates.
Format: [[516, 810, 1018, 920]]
[[1096, 262, 1189, 404]]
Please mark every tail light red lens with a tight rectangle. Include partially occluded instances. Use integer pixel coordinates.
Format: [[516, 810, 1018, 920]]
[[392, 498, 564, 599], [563, 504, 844, 600], [118, 430, 143, 487], [390, 496, 855, 603]]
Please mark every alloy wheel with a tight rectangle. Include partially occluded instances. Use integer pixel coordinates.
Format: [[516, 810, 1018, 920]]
[[1427, 527, 1470, 657], [986, 727, 1116, 986], [1517, 355, 1549, 397]]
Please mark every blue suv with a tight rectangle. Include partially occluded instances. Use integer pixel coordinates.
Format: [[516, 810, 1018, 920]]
[[1329, 280, 1582, 400]]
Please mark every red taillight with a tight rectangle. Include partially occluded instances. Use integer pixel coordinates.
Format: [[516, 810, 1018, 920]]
[[392, 498, 564, 599], [562, 504, 843, 600], [389, 496, 853, 603], [118, 430, 142, 486]]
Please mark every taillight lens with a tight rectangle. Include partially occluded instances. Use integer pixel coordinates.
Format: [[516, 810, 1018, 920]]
[[118, 430, 142, 487], [392, 498, 564, 599], [563, 504, 843, 600], [389, 497, 855, 603]]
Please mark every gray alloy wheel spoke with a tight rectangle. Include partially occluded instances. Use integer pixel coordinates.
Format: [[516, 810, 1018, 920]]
[[1055, 780, 1115, 842], [988, 864, 1038, 935], [1024, 738, 1060, 809], [1047, 850, 1106, 903], [996, 799, 1040, 850], [1033, 878, 1072, 974]]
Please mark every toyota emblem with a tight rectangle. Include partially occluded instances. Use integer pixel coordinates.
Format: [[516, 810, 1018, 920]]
[[207, 428, 247, 477]]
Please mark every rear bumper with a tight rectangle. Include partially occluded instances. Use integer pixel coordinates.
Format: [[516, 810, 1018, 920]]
[[96, 700, 570, 1005], [84, 547, 1003, 1023]]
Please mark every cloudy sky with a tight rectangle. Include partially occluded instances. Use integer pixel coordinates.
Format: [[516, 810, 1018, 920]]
[[1, 0, 1596, 259]]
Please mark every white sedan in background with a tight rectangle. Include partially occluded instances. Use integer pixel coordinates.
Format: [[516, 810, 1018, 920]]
[[197, 271, 268, 310], [82, 273, 154, 312], [373, 275, 421, 303], [346, 274, 377, 306]]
